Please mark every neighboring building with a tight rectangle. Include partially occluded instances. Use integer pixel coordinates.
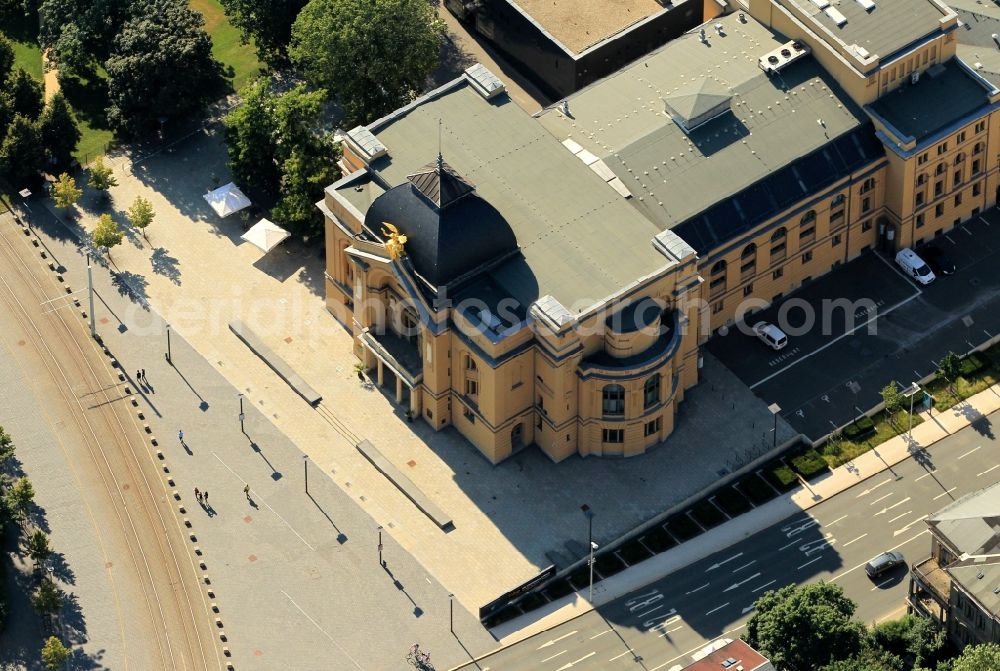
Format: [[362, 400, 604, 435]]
[[909, 481, 1000, 650], [320, 0, 1000, 464], [443, 0, 705, 100], [677, 638, 775, 671]]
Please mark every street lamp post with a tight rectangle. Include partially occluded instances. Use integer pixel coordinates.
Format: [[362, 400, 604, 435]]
[[86, 253, 96, 338], [377, 525, 385, 567], [905, 382, 921, 440], [165, 323, 172, 364], [303, 455, 309, 494], [581, 504, 596, 602], [238, 393, 245, 433], [768, 403, 781, 449], [448, 593, 454, 634]]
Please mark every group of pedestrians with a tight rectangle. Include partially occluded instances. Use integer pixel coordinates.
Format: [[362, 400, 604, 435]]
[[194, 487, 209, 505]]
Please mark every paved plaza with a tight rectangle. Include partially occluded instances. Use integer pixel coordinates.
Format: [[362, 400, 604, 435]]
[[26, 125, 795, 625]]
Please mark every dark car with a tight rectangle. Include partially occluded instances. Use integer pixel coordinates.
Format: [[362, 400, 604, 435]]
[[919, 245, 956, 276], [865, 551, 905, 579]]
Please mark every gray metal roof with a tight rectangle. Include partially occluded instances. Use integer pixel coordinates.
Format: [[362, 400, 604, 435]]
[[784, 0, 951, 60], [868, 58, 990, 142], [536, 12, 872, 237], [334, 80, 665, 308], [952, 1, 1000, 90]]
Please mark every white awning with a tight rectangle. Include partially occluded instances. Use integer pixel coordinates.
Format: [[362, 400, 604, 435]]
[[240, 218, 289, 253], [203, 182, 251, 217]]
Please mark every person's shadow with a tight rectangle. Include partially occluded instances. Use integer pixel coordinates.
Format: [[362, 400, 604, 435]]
[[201, 501, 217, 518], [247, 496, 259, 510]]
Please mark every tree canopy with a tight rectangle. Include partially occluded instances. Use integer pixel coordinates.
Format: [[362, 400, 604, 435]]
[[39, 92, 82, 169], [0, 114, 45, 183], [219, 0, 307, 65], [40, 636, 70, 670], [289, 0, 444, 125], [87, 156, 117, 191], [92, 213, 124, 257], [744, 582, 865, 671], [104, 0, 222, 136], [947, 643, 1000, 671], [126, 195, 154, 239], [52, 173, 82, 209]]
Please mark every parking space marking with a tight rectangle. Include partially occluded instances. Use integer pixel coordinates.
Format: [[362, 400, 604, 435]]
[[705, 603, 729, 616], [933, 487, 957, 500], [798, 556, 823, 570], [748, 291, 922, 391], [958, 446, 982, 459], [978, 465, 999, 477], [843, 533, 868, 547]]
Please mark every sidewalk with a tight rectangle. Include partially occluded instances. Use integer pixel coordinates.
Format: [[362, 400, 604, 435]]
[[488, 384, 1000, 646]]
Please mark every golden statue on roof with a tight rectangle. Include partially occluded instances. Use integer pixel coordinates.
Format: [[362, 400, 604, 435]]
[[381, 222, 408, 260]]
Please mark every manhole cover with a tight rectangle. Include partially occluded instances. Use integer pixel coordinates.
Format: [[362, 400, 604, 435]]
[[284, 336, 293, 343], [407, 460, 416, 468], [243, 515, 253, 524], [248, 554, 257, 562]]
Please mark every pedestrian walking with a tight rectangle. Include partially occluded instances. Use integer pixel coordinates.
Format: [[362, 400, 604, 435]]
[[203, 490, 208, 503], [243, 483, 250, 499], [194, 487, 201, 503], [136, 369, 142, 382], [178, 429, 184, 445], [140, 368, 146, 382]]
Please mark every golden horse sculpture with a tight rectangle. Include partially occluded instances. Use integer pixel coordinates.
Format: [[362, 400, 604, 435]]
[[381, 222, 408, 260]]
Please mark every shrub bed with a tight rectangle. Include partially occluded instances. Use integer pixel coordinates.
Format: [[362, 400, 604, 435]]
[[843, 415, 875, 440], [691, 500, 727, 529], [790, 449, 828, 478], [594, 552, 626, 578], [960, 352, 989, 376], [737, 473, 777, 505], [666, 513, 702, 541], [714, 487, 753, 516], [640, 525, 677, 553], [616, 539, 653, 566], [765, 463, 799, 492], [543, 578, 574, 600]]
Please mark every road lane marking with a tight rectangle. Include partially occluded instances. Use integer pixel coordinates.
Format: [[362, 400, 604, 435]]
[[732, 561, 756, 573], [723, 572, 762, 593], [875, 497, 911, 515], [686, 583, 709, 595], [778, 539, 799, 551], [915, 472, 935, 481], [894, 515, 929, 537], [556, 651, 595, 670], [870, 492, 893, 505], [887, 511, 912, 524], [636, 604, 668, 620], [978, 465, 1000, 477], [798, 556, 823, 570], [281, 591, 364, 670], [958, 446, 982, 459], [933, 487, 957, 500], [608, 649, 634, 662], [752, 579, 776, 593], [855, 478, 893, 497], [871, 577, 896, 591], [843, 533, 868, 547], [660, 625, 684, 637], [537, 630, 578, 650], [706, 552, 744, 571], [541, 651, 567, 663], [589, 629, 612, 640], [704, 602, 730, 616], [825, 515, 848, 526], [742, 604, 756, 615], [832, 530, 928, 581]]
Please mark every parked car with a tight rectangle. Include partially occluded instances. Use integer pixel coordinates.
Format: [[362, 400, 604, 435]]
[[919, 245, 956, 276], [866, 551, 905, 579], [894, 248, 936, 285], [753, 322, 788, 350]]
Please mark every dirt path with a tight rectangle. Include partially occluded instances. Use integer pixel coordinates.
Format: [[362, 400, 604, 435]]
[[42, 49, 60, 102]]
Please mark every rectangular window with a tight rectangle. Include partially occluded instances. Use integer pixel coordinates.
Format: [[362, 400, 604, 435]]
[[711, 301, 723, 314], [740, 260, 755, 274], [957, 131, 966, 143], [463, 407, 475, 423], [772, 268, 783, 280], [916, 213, 925, 228], [802, 251, 813, 264], [916, 174, 926, 186], [465, 379, 477, 396], [935, 203, 945, 217], [976, 120, 986, 133], [861, 219, 872, 232], [771, 242, 786, 256], [917, 153, 928, 166], [972, 159, 982, 175], [743, 284, 753, 297], [832, 234, 842, 246], [973, 183, 982, 197], [644, 418, 662, 437], [935, 180, 944, 197], [938, 142, 948, 155], [955, 192, 963, 207], [861, 197, 871, 213], [709, 276, 726, 289], [799, 226, 816, 240], [915, 192, 925, 206], [955, 170, 962, 185], [602, 428, 624, 444], [831, 209, 845, 222]]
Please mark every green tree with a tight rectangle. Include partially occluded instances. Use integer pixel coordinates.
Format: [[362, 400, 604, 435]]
[[4, 476, 35, 523], [0, 425, 14, 467], [25, 529, 52, 567], [223, 77, 282, 193], [40, 0, 131, 68], [6, 68, 44, 121], [822, 647, 903, 671], [52, 172, 83, 210], [219, 0, 307, 65], [744, 582, 865, 671], [289, 0, 444, 125], [881, 381, 903, 416], [871, 614, 946, 669], [105, 0, 222, 137], [33, 578, 62, 615], [0, 34, 14, 81], [938, 351, 962, 395], [38, 92, 81, 169], [947, 642, 1000, 671], [87, 156, 117, 192], [40, 636, 70, 670], [126, 195, 154, 240], [92, 213, 123, 259], [0, 114, 45, 183]]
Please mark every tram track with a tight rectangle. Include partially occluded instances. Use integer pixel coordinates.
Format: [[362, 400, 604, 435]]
[[0, 215, 219, 670]]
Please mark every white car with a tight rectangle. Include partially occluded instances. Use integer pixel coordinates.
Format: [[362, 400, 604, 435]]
[[753, 322, 788, 350], [895, 248, 936, 285]]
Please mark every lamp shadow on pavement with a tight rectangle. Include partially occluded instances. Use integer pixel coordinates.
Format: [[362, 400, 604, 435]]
[[381, 564, 423, 618], [248, 442, 282, 481], [305, 492, 347, 544], [169, 362, 210, 412], [450, 633, 486, 670]]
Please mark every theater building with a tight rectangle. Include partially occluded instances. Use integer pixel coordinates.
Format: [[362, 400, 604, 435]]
[[320, 0, 1000, 464]]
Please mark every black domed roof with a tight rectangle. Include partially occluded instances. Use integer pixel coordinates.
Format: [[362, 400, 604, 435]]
[[364, 160, 517, 287]]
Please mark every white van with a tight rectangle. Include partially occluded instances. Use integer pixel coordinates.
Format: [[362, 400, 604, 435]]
[[895, 248, 936, 285]]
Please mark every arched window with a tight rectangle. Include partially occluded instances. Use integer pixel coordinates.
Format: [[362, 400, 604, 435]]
[[974, 142, 984, 155], [643, 375, 661, 409], [936, 162, 946, 175], [831, 194, 845, 208], [860, 177, 876, 193], [741, 243, 757, 259], [711, 260, 727, 275], [800, 210, 816, 225], [771, 227, 786, 242], [602, 384, 625, 416], [955, 153, 965, 165], [465, 355, 477, 371]]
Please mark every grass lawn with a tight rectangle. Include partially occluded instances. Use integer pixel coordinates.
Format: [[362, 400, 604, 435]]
[[190, 0, 264, 93], [2, 10, 42, 80]]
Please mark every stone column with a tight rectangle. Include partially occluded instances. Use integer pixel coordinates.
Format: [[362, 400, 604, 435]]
[[377, 359, 384, 386], [409, 386, 421, 416], [395, 377, 403, 404]]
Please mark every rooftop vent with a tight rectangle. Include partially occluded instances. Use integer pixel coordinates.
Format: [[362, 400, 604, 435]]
[[464, 63, 505, 99], [722, 658, 739, 669], [758, 40, 810, 74], [978, 571, 986, 579], [810, 0, 829, 8], [825, 6, 848, 26], [346, 126, 388, 161], [714, 22, 725, 35], [663, 79, 733, 132], [855, 0, 875, 11]]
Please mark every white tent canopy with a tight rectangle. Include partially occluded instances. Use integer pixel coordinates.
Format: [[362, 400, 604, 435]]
[[203, 182, 251, 217], [241, 218, 290, 254]]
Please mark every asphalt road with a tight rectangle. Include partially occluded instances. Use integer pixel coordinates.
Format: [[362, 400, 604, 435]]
[[709, 212, 1000, 439], [458, 409, 1000, 671]]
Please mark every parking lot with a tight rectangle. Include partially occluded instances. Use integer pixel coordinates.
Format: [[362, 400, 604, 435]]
[[708, 211, 1000, 439]]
